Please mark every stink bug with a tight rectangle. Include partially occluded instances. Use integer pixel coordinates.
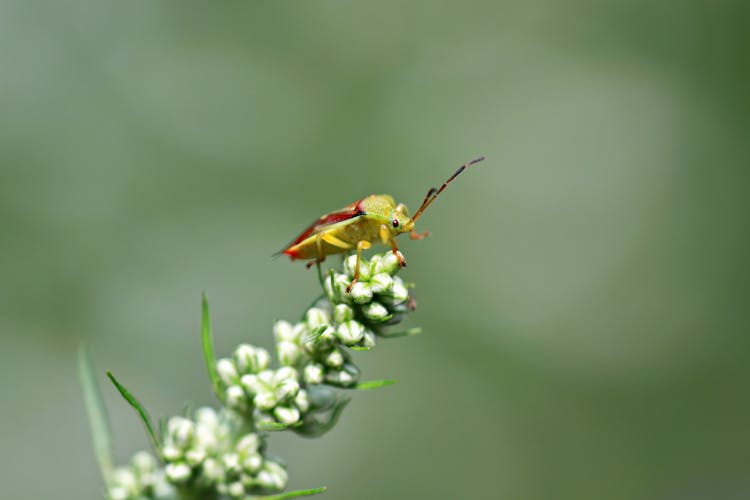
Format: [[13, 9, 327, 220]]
[[279, 156, 486, 291]]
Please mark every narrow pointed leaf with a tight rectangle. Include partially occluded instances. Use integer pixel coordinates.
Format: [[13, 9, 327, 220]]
[[257, 421, 287, 431], [381, 327, 421, 339], [253, 486, 327, 499], [354, 379, 397, 390], [106, 371, 161, 451], [77, 344, 114, 486], [201, 293, 224, 403]]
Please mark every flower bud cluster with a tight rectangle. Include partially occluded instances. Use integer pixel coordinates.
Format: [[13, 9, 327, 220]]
[[108, 451, 173, 500], [271, 252, 413, 390], [107, 252, 417, 500], [160, 407, 287, 497], [328, 253, 412, 326], [216, 344, 310, 427]]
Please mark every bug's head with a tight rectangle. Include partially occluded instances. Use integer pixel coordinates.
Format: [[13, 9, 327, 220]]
[[389, 203, 413, 235]]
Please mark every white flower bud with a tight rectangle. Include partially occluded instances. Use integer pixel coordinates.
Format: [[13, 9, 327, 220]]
[[273, 320, 295, 342], [305, 307, 330, 328], [389, 278, 409, 303], [165, 462, 191, 483], [194, 407, 218, 429], [216, 358, 239, 385], [274, 405, 300, 425], [240, 374, 261, 394], [109, 487, 129, 500], [325, 349, 344, 368], [333, 303, 354, 323], [372, 252, 400, 275], [222, 453, 240, 472], [168, 417, 194, 448], [226, 385, 246, 409], [202, 458, 224, 482], [253, 390, 277, 410], [275, 366, 297, 382], [132, 451, 156, 474], [369, 272, 393, 294], [242, 453, 263, 474], [184, 448, 206, 466], [161, 445, 182, 461], [112, 468, 137, 491], [336, 320, 365, 345], [276, 377, 300, 400], [258, 461, 288, 490], [349, 282, 373, 304], [277, 341, 301, 366], [294, 389, 310, 413], [362, 330, 376, 349], [362, 302, 389, 321], [235, 433, 260, 455], [328, 274, 353, 302], [234, 344, 270, 374], [343, 254, 358, 277], [304, 363, 324, 384], [227, 481, 245, 498], [292, 322, 307, 339]]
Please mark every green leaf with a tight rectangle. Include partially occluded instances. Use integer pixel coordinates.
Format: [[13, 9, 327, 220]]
[[293, 397, 350, 438], [77, 344, 114, 486], [354, 379, 397, 390], [106, 371, 161, 452], [256, 422, 294, 431], [201, 293, 224, 404], [381, 327, 422, 339], [251, 486, 327, 499]]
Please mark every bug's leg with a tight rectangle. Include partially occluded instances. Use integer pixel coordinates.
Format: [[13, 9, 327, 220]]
[[410, 229, 431, 240], [306, 258, 325, 269], [379, 224, 390, 245], [320, 232, 353, 250], [389, 238, 407, 268], [310, 232, 351, 270], [346, 240, 371, 293]]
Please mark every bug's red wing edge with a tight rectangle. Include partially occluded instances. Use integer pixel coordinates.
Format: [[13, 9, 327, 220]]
[[275, 200, 365, 259]]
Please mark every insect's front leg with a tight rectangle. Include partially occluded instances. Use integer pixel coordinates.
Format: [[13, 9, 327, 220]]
[[389, 238, 407, 268], [346, 240, 371, 293]]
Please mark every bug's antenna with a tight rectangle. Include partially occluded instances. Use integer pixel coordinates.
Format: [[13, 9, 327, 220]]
[[411, 155, 486, 223]]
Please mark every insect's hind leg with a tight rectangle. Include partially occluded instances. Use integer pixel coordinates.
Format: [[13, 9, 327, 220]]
[[346, 240, 371, 293]]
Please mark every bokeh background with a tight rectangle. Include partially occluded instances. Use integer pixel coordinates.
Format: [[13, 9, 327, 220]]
[[2, 1, 749, 499]]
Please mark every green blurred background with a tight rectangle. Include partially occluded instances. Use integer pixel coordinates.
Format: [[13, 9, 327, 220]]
[[2, 1, 749, 499]]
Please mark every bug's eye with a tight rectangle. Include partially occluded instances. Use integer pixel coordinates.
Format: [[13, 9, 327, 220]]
[[392, 219, 399, 228]]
